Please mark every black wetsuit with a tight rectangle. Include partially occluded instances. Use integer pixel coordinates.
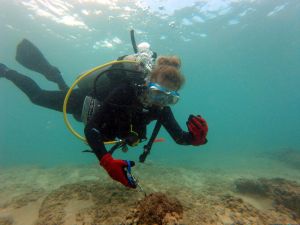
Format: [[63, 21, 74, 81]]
[[84, 83, 194, 161]]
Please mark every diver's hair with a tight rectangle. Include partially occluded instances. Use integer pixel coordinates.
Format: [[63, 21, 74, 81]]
[[151, 56, 185, 90], [156, 56, 181, 69]]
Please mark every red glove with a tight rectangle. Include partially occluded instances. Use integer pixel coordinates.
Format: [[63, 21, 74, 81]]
[[100, 153, 136, 188], [187, 115, 208, 146]]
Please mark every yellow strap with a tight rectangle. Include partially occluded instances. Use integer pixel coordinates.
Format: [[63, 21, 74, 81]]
[[63, 60, 139, 145]]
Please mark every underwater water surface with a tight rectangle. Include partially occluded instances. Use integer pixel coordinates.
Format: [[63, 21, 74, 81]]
[[0, 0, 300, 169]]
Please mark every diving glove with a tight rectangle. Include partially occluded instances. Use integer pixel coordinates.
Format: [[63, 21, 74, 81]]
[[187, 115, 208, 146], [100, 153, 137, 188]]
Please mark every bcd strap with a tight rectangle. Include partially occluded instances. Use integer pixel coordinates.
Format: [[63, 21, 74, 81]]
[[139, 121, 162, 163]]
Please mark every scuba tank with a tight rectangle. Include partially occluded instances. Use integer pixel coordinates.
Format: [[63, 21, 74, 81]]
[[80, 33, 156, 125]]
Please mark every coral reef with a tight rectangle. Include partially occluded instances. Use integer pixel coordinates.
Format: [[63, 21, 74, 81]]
[[123, 192, 183, 225]]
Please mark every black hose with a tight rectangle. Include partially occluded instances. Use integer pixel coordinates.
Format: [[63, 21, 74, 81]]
[[130, 29, 138, 53], [139, 121, 162, 163]]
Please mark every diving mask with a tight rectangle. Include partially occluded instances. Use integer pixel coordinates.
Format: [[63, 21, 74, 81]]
[[147, 82, 180, 106]]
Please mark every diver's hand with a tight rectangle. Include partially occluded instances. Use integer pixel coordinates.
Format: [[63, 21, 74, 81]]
[[187, 115, 208, 146], [100, 153, 136, 188]]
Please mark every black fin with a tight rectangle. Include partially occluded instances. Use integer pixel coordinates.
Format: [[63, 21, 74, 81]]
[[16, 39, 68, 90]]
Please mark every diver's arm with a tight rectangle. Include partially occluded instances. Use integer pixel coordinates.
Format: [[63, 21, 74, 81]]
[[84, 84, 136, 159], [85, 118, 136, 189], [159, 107, 208, 145], [84, 85, 137, 188], [84, 109, 136, 189], [84, 114, 108, 160], [159, 107, 193, 145]]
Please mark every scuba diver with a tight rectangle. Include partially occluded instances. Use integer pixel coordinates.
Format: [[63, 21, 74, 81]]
[[0, 33, 208, 189]]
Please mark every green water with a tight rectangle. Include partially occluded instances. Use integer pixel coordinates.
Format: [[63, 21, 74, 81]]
[[0, 0, 300, 169]]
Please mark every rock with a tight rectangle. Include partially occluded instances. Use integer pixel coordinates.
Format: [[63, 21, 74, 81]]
[[234, 178, 300, 217], [0, 217, 14, 225], [272, 148, 300, 170], [35, 181, 137, 225], [234, 178, 269, 196]]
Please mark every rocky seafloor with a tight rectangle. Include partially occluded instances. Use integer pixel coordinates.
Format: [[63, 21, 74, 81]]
[[0, 153, 300, 225]]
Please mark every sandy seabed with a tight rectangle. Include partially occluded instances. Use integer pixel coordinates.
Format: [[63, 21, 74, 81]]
[[0, 150, 300, 225]]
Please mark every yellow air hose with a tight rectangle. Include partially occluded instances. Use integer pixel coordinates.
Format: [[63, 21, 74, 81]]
[[63, 60, 138, 145]]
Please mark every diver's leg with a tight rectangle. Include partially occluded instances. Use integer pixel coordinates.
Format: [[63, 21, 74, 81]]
[[15, 39, 69, 91], [0, 63, 9, 77], [1, 64, 84, 120]]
